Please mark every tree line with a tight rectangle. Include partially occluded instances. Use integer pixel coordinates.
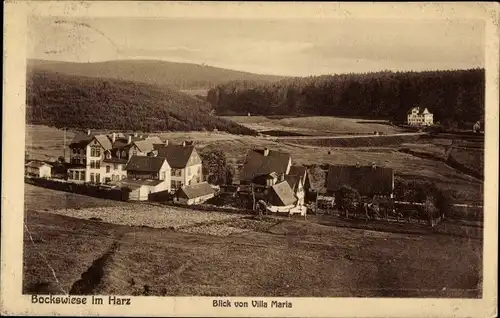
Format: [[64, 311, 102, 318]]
[[207, 69, 485, 126], [26, 70, 257, 135]]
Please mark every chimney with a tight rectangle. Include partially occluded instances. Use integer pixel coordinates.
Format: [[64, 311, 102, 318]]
[[87, 129, 91, 135], [128, 135, 132, 144], [371, 162, 377, 170], [279, 173, 285, 182], [181, 141, 186, 147], [263, 148, 270, 156], [111, 132, 116, 143], [164, 140, 169, 146]]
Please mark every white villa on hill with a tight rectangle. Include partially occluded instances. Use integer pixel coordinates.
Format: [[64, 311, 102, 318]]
[[407, 107, 434, 126]]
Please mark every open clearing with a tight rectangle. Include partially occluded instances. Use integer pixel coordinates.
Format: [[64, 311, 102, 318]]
[[24, 207, 482, 297], [222, 116, 406, 136]]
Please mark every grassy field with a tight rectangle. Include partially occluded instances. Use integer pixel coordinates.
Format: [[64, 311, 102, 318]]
[[24, 207, 482, 298], [223, 116, 406, 135]]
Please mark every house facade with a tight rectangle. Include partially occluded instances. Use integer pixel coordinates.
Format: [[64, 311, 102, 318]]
[[157, 144, 203, 192], [25, 161, 52, 178], [407, 107, 434, 126], [67, 131, 166, 184]]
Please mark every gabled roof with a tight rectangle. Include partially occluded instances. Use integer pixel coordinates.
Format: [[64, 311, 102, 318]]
[[240, 149, 291, 182], [93, 135, 113, 150], [157, 145, 196, 169], [326, 165, 394, 196], [289, 166, 307, 178], [268, 181, 296, 206], [176, 182, 216, 199], [125, 155, 167, 172], [133, 140, 155, 153], [25, 161, 52, 168], [408, 107, 432, 115], [144, 136, 163, 144], [284, 175, 301, 192], [69, 131, 94, 147]]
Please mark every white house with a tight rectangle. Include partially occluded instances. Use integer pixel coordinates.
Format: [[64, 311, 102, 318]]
[[25, 161, 52, 178], [407, 107, 434, 126]]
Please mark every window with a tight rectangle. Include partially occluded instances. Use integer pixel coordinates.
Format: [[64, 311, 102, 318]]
[[171, 180, 176, 189], [161, 172, 166, 180], [177, 169, 182, 177], [68, 170, 73, 179], [90, 173, 95, 183], [121, 150, 127, 158], [80, 171, 85, 181], [72, 148, 77, 154], [105, 177, 111, 184], [113, 164, 118, 170], [96, 173, 100, 183], [106, 165, 111, 173], [95, 148, 101, 157], [96, 161, 100, 169], [132, 148, 137, 156], [171, 169, 176, 177], [91, 148, 95, 157], [90, 160, 95, 169]]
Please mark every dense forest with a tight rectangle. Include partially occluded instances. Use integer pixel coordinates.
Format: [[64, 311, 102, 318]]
[[26, 70, 257, 135], [27, 59, 285, 91], [207, 69, 485, 125]]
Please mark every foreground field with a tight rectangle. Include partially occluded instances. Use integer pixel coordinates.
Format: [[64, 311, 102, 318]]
[[24, 208, 482, 298]]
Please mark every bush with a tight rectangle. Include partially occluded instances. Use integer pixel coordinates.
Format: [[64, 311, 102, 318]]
[[335, 185, 361, 217]]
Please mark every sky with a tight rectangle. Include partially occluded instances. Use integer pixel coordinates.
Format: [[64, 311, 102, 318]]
[[27, 17, 485, 77]]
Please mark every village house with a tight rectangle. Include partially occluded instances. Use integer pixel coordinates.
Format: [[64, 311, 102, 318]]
[[156, 142, 203, 192], [67, 130, 166, 184], [288, 165, 312, 197], [325, 164, 395, 198], [240, 148, 292, 186], [407, 107, 434, 126], [25, 161, 52, 178], [174, 181, 217, 205]]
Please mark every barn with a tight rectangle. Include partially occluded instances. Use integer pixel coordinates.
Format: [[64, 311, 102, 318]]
[[174, 182, 217, 205]]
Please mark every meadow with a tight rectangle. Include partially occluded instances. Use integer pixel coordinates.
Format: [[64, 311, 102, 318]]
[[24, 206, 482, 298], [222, 116, 407, 136]]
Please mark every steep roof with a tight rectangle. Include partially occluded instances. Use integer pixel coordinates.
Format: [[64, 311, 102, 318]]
[[268, 181, 296, 206], [125, 155, 167, 172], [157, 145, 196, 168], [326, 165, 394, 196], [176, 182, 216, 199], [93, 135, 113, 150], [25, 161, 52, 168], [289, 166, 306, 178], [240, 149, 291, 182], [284, 175, 301, 192], [69, 131, 94, 147], [133, 140, 155, 153]]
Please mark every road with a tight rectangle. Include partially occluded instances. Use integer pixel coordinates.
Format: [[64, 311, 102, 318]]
[[261, 132, 428, 140]]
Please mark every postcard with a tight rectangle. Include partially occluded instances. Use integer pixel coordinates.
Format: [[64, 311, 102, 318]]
[[1, 1, 498, 317]]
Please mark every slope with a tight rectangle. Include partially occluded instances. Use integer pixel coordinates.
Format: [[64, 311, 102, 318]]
[[26, 70, 256, 135], [27, 59, 286, 91]]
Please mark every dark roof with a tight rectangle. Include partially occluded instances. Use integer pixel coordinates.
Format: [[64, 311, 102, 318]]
[[176, 182, 216, 199], [103, 158, 128, 164], [125, 155, 166, 172], [69, 131, 94, 147], [289, 166, 306, 178], [240, 149, 291, 182], [269, 181, 296, 206], [157, 145, 195, 168], [25, 161, 52, 168], [326, 165, 394, 196], [284, 175, 301, 192]]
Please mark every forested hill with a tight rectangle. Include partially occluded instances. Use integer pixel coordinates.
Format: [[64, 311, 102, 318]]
[[27, 59, 286, 91], [26, 70, 257, 135], [207, 69, 485, 125]]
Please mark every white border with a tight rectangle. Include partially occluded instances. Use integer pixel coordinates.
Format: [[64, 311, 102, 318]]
[[2, 2, 498, 317]]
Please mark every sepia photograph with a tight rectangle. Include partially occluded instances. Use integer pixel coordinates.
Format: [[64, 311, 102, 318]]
[[2, 1, 498, 317]]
